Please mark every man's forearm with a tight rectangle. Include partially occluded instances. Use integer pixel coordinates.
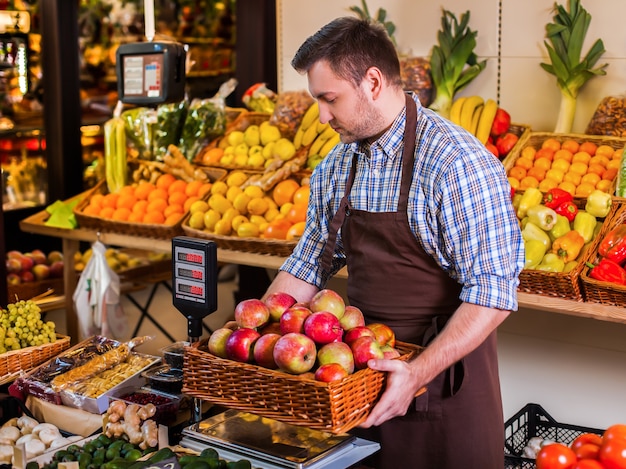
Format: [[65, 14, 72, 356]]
[[262, 270, 320, 304]]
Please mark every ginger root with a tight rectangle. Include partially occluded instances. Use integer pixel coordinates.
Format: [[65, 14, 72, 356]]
[[103, 399, 159, 450]]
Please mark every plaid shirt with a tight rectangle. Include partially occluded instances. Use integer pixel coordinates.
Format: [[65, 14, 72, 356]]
[[281, 94, 524, 312]]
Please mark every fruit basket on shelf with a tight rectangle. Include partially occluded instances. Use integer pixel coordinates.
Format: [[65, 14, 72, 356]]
[[182, 339, 421, 434], [580, 201, 626, 307], [0, 335, 70, 386]]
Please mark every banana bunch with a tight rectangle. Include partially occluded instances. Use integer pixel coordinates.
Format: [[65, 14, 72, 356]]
[[104, 116, 127, 193], [294, 102, 341, 159], [449, 96, 498, 145]]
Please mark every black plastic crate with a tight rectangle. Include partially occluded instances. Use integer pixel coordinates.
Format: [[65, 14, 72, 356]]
[[504, 403, 604, 469]]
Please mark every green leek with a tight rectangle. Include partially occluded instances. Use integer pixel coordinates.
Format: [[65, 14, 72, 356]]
[[428, 9, 486, 119], [540, 0, 608, 133], [348, 0, 397, 47]]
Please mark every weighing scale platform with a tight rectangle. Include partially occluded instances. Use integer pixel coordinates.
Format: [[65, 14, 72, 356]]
[[179, 409, 380, 469]]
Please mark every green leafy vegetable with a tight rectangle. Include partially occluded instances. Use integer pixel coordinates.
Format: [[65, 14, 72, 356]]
[[348, 0, 397, 47], [428, 9, 486, 119], [540, 0, 608, 133]]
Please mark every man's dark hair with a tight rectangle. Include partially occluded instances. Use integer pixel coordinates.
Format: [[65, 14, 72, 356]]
[[291, 16, 403, 89]]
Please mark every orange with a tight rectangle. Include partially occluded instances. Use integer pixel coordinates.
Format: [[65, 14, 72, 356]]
[[272, 179, 300, 207], [132, 199, 149, 215], [168, 179, 187, 195], [581, 172, 601, 187], [101, 193, 120, 209], [117, 193, 138, 210], [520, 146, 537, 160], [185, 180, 204, 198], [595, 145, 615, 159], [563, 172, 582, 185], [286, 204, 307, 224], [558, 181, 576, 196], [603, 168, 618, 182], [571, 151, 591, 165], [508, 166, 527, 181], [569, 162, 588, 175], [202, 147, 224, 165], [127, 212, 143, 223], [533, 158, 552, 172], [262, 218, 292, 240], [526, 167, 546, 182], [292, 186, 310, 206], [135, 182, 156, 200], [587, 164, 606, 178], [575, 182, 595, 198], [146, 198, 168, 214], [148, 188, 169, 202], [198, 182, 213, 198], [538, 178, 558, 192], [612, 148, 624, 160], [545, 168, 565, 183], [507, 177, 520, 190], [519, 176, 539, 190], [589, 155, 610, 168], [119, 185, 135, 198], [597, 179, 613, 192], [143, 211, 165, 224], [82, 204, 100, 216], [514, 157, 533, 171], [551, 159, 570, 174], [165, 213, 184, 225], [561, 139, 580, 154], [552, 149, 573, 163], [156, 173, 177, 191], [89, 193, 105, 209], [607, 159, 621, 171], [111, 207, 131, 221], [184, 196, 201, 212], [164, 204, 184, 218], [286, 221, 306, 241], [541, 138, 561, 152], [535, 148, 555, 161], [99, 206, 115, 219], [579, 141, 597, 156], [168, 191, 188, 207]]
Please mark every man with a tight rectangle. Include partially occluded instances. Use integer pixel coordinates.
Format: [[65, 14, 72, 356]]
[[263, 16, 524, 468]]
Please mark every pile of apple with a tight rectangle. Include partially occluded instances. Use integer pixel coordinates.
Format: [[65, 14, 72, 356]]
[[207, 289, 400, 382], [5, 250, 64, 286]]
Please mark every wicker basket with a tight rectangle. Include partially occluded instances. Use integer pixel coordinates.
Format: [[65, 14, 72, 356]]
[[580, 202, 626, 306], [8, 278, 65, 303], [182, 339, 422, 434], [0, 335, 70, 385], [518, 197, 617, 301]]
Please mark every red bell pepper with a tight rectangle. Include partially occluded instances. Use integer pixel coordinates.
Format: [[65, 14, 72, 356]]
[[543, 187, 573, 209], [598, 224, 626, 264], [554, 200, 578, 222], [587, 258, 626, 285]]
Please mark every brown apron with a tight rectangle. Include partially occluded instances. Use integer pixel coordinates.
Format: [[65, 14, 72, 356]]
[[321, 95, 504, 469]]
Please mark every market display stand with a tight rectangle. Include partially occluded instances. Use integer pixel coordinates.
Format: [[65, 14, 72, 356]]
[[18, 208, 626, 344]]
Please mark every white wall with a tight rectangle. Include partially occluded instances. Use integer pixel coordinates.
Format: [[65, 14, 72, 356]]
[[277, 0, 626, 134], [277, 0, 626, 428]]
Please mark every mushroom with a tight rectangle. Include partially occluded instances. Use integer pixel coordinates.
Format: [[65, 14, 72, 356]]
[[24, 438, 46, 459], [0, 426, 20, 442], [16, 416, 38, 434], [48, 436, 71, 450], [0, 444, 12, 463], [39, 427, 62, 447]]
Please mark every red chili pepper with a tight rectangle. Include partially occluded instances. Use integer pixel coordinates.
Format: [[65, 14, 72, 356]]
[[598, 224, 626, 264], [587, 258, 626, 285], [543, 187, 573, 209], [554, 200, 578, 222]]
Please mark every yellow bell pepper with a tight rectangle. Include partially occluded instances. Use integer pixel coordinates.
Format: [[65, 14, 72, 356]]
[[552, 230, 585, 262]]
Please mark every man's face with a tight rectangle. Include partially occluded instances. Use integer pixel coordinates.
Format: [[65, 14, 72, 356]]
[[307, 60, 385, 144]]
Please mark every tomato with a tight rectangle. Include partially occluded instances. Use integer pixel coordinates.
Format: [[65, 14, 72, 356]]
[[572, 434, 604, 452], [599, 439, 626, 469], [573, 460, 605, 469], [604, 425, 626, 444], [537, 443, 577, 469], [574, 443, 600, 460]]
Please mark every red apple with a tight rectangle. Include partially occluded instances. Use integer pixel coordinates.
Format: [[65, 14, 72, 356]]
[[264, 291, 297, 322], [32, 264, 50, 281], [208, 327, 234, 358], [339, 305, 365, 331], [49, 261, 64, 278], [259, 321, 282, 335], [20, 271, 35, 283], [350, 336, 384, 370], [303, 311, 343, 344], [234, 299, 270, 329], [490, 107, 511, 137], [381, 344, 401, 359], [6, 258, 22, 274], [6, 250, 23, 260], [315, 363, 349, 383], [486, 141, 499, 158], [367, 323, 396, 347], [495, 132, 519, 157], [19, 256, 34, 272], [47, 250, 64, 264], [279, 305, 312, 335], [317, 341, 354, 374], [225, 328, 260, 363], [253, 333, 281, 369], [309, 289, 345, 319], [29, 250, 48, 265], [273, 332, 317, 374], [7, 273, 21, 285], [343, 326, 376, 346]]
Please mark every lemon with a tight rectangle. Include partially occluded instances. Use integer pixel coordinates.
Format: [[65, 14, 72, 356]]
[[214, 219, 232, 236], [203, 209, 221, 231], [232, 215, 249, 232], [233, 193, 252, 214], [264, 207, 280, 222], [280, 202, 293, 215], [188, 211, 206, 230], [247, 197, 269, 216], [208, 194, 232, 214], [237, 222, 260, 238], [226, 185, 243, 202], [189, 200, 209, 214], [250, 214, 267, 226], [243, 185, 265, 199], [222, 207, 240, 224], [264, 196, 278, 211], [211, 180, 228, 196], [227, 170, 248, 187]]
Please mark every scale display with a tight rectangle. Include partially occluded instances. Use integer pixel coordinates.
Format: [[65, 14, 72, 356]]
[[172, 236, 217, 326]]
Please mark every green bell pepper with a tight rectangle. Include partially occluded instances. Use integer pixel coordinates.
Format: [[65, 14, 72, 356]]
[[573, 211, 598, 244], [549, 214, 571, 242], [522, 221, 552, 251], [527, 205, 558, 231], [585, 189, 612, 218], [524, 239, 547, 270], [536, 252, 565, 272]]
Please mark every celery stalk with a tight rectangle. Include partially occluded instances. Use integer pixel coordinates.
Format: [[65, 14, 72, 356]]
[[540, 0, 608, 133], [428, 9, 486, 119]]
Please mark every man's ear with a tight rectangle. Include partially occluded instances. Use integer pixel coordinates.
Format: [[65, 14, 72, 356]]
[[363, 66, 384, 100]]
